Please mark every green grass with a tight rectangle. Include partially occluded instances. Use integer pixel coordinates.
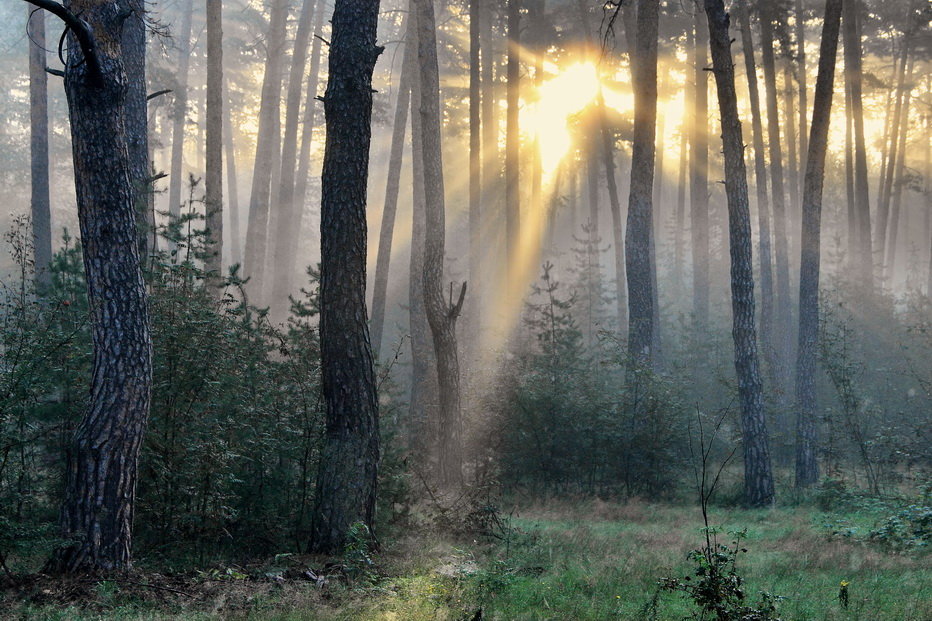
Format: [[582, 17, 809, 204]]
[[5, 500, 930, 620]]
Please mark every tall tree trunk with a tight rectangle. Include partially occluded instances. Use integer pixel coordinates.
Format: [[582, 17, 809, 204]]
[[505, 0, 520, 290], [844, 75, 856, 267], [408, 6, 435, 456], [703, 0, 775, 507], [673, 123, 687, 300], [600, 93, 627, 333], [876, 38, 910, 270], [784, 61, 801, 270], [308, 0, 381, 555], [223, 79, 242, 265], [796, 0, 842, 489], [737, 0, 777, 378], [415, 0, 466, 487], [243, 0, 289, 291], [43, 0, 152, 572], [884, 54, 915, 283], [124, 0, 149, 260], [468, 0, 481, 348], [691, 9, 710, 328], [842, 0, 873, 287], [167, 0, 193, 221], [290, 3, 327, 276], [270, 0, 318, 314], [625, 0, 659, 366], [759, 1, 793, 380], [651, 106, 664, 365], [205, 0, 223, 286], [480, 0, 497, 338], [796, 0, 809, 179], [28, 5, 51, 287], [370, 16, 413, 359]]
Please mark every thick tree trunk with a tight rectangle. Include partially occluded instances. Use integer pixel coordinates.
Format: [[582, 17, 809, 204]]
[[205, 0, 223, 285], [308, 0, 381, 555], [45, 0, 153, 572], [370, 16, 413, 359], [842, 0, 873, 287], [759, 3, 793, 348], [167, 0, 193, 222], [703, 0, 775, 507], [223, 79, 242, 265], [28, 6, 52, 287], [796, 0, 842, 489], [243, 0, 289, 291], [691, 11, 710, 328], [270, 0, 318, 314], [416, 0, 466, 487], [737, 0, 776, 377], [625, 0, 659, 367]]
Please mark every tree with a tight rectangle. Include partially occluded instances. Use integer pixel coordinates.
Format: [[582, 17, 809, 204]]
[[124, 0, 148, 259], [703, 0, 775, 507], [223, 78, 242, 265], [167, 0, 193, 223], [691, 7, 710, 328], [625, 0, 659, 366], [204, 0, 223, 285], [370, 15, 413, 359], [308, 0, 381, 554], [842, 0, 873, 287], [243, 0, 289, 293], [468, 0, 482, 347], [505, 0, 521, 291], [796, 0, 843, 488], [27, 5, 51, 287], [270, 0, 319, 314], [415, 0, 467, 486], [25, 0, 153, 572]]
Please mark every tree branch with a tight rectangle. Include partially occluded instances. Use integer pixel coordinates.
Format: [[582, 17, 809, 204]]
[[23, 0, 103, 87]]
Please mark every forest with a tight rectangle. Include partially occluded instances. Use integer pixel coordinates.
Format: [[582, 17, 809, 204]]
[[0, 0, 929, 618]]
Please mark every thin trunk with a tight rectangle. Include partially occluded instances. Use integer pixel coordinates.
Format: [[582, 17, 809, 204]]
[[842, 0, 873, 287], [796, 0, 842, 489], [167, 0, 194, 221], [46, 0, 152, 571], [415, 0, 466, 487], [703, 0, 775, 507], [271, 0, 318, 313], [223, 79, 242, 265], [28, 6, 51, 287], [205, 0, 223, 286], [737, 0, 776, 377], [308, 0, 381, 555], [124, 0, 149, 260], [796, 0, 809, 180], [784, 61, 801, 270], [691, 10, 710, 328], [625, 0, 659, 366], [468, 0, 481, 347], [480, 0, 497, 330], [505, 0, 520, 288], [651, 107, 664, 365], [759, 1, 793, 374], [885, 54, 915, 283], [243, 0, 289, 290], [370, 16, 413, 358], [673, 124, 687, 299], [844, 75, 856, 266], [876, 38, 910, 268]]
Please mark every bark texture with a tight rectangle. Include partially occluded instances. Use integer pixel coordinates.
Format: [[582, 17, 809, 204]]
[[205, 0, 223, 284], [124, 0, 148, 259], [796, 0, 842, 489], [308, 0, 381, 554], [46, 0, 153, 572], [703, 0, 775, 507]]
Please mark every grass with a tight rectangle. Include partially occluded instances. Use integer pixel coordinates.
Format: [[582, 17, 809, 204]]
[[3, 498, 929, 620]]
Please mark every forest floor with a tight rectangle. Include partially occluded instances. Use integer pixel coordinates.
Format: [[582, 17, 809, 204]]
[[2, 498, 929, 620]]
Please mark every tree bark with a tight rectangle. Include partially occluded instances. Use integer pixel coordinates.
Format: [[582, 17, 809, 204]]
[[737, 0, 776, 377], [243, 0, 289, 292], [842, 0, 873, 287], [223, 79, 242, 265], [703, 0, 775, 507], [796, 0, 842, 489], [167, 0, 193, 222], [370, 15, 413, 359], [625, 0, 659, 366], [505, 0, 520, 290], [415, 0, 466, 487], [44, 0, 153, 572], [28, 5, 52, 287], [270, 0, 318, 314], [205, 0, 223, 286], [308, 0, 381, 554], [691, 9, 710, 328], [124, 0, 148, 260]]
